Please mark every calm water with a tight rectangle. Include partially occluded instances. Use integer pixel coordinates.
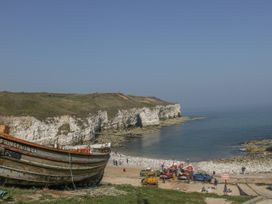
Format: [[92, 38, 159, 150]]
[[117, 106, 272, 161]]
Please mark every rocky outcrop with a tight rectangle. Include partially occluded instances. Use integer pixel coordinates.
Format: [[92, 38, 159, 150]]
[[0, 104, 181, 146], [158, 104, 181, 119], [107, 104, 181, 129]]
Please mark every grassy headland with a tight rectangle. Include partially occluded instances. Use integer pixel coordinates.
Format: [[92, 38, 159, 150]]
[[0, 184, 252, 204], [0, 92, 171, 120], [0, 91, 193, 147]]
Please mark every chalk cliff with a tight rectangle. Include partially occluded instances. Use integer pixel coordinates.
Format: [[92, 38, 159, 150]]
[[0, 104, 181, 146]]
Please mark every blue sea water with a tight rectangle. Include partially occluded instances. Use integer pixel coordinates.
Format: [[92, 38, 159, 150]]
[[117, 106, 272, 161]]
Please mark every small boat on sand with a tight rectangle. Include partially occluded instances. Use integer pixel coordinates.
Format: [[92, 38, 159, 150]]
[[0, 125, 110, 187]]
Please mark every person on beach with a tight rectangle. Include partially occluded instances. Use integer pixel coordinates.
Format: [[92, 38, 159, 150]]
[[201, 186, 207, 193], [223, 184, 228, 195], [241, 166, 246, 174], [214, 178, 218, 189], [126, 158, 129, 164], [161, 163, 165, 170], [162, 176, 165, 183]]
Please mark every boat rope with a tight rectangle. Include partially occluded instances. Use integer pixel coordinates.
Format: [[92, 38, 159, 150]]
[[68, 152, 76, 190]]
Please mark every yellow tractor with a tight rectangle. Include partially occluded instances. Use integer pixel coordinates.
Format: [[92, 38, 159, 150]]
[[141, 172, 158, 187]]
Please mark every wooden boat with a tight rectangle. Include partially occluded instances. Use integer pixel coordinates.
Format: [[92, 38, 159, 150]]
[[0, 126, 110, 187]]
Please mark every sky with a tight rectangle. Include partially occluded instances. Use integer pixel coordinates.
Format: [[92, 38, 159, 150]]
[[0, 0, 272, 112]]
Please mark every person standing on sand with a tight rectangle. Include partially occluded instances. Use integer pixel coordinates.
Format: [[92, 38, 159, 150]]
[[161, 163, 164, 170], [201, 186, 206, 193], [214, 178, 218, 189], [223, 183, 228, 195], [241, 166, 246, 174]]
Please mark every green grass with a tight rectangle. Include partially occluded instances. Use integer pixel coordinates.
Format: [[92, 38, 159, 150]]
[[0, 92, 171, 120], [0, 185, 253, 204]]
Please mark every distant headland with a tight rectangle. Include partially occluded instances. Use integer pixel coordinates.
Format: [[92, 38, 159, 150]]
[[0, 92, 186, 147]]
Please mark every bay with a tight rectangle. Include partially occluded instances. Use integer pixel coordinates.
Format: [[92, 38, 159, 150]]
[[117, 106, 272, 161]]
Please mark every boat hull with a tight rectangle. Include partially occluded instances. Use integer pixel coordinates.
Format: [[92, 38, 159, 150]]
[[0, 133, 110, 187]]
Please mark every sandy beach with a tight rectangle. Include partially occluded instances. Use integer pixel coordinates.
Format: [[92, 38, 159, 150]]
[[102, 152, 272, 199], [103, 166, 241, 196]]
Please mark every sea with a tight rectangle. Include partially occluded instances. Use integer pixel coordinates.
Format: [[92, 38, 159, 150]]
[[117, 106, 272, 162]]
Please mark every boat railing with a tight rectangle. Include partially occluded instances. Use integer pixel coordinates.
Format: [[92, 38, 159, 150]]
[[63, 143, 111, 154]]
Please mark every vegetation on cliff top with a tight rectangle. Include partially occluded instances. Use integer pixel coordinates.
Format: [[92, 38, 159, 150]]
[[0, 92, 171, 120]]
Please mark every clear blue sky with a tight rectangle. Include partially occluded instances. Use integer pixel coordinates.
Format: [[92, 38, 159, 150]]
[[0, 0, 271, 112]]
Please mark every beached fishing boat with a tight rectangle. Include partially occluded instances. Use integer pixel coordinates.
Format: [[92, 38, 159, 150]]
[[0, 125, 110, 187]]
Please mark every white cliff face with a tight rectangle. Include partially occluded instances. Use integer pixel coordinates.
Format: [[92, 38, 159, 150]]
[[107, 104, 181, 128], [0, 111, 108, 146], [107, 109, 140, 129], [139, 107, 160, 127], [158, 104, 181, 119], [0, 104, 181, 146]]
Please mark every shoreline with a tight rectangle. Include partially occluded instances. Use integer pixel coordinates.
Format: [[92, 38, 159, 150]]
[[109, 152, 272, 175], [109, 131, 272, 175], [100, 115, 272, 178]]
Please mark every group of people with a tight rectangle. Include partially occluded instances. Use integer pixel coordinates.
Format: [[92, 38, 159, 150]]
[[201, 179, 232, 195], [112, 159, 120, 166], [112, 158, 129, 166]]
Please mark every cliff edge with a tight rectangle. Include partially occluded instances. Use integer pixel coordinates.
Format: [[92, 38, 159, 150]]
[[0, 92, 181, 146]]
